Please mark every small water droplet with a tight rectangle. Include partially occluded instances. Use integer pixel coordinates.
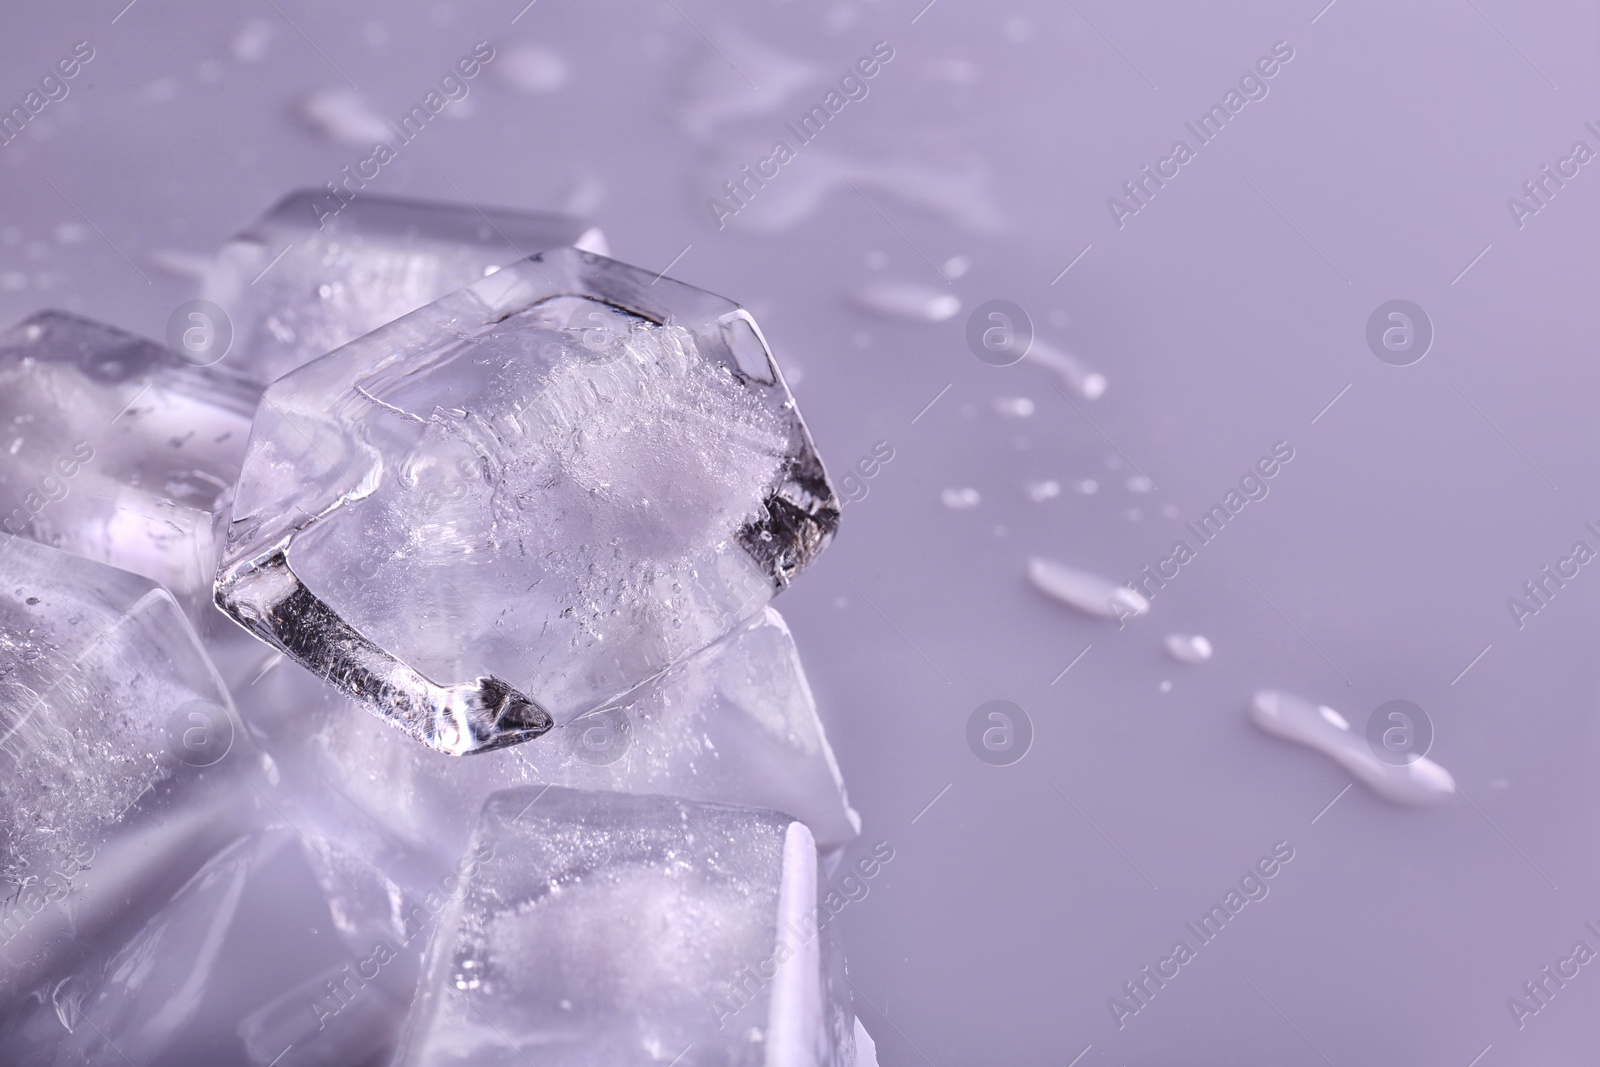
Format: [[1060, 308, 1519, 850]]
[[851, 281, 960, 323], [494, 43, 569, 94], [941, 487, 981, 510], [992, 396, 1034, 418], [1025, 480, 1059, 502], [1003, 16, 1036, 43], [1025, 338, 1105, 399], [232, 18, 277, 62], [297, 87, 392, 145], [1164, 633, 1212, 664]]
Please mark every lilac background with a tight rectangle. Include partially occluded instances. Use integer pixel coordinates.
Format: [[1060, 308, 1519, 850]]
[[4, 0, 1599, 1063]]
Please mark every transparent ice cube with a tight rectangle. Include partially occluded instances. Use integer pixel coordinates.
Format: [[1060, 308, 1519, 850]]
[[229, 606, 858, 1006], [0, 536, 265, 1010], [216, 247, 840, 755], [40, 828, 359, 1066], [202, 189, 607, 383], [257, 605, 857, 880], [240, 956, 411, 1067], [0, 311, 257, 623], [392, 787, 856, 1067]]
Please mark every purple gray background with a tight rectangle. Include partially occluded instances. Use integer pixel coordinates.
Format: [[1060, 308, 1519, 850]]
[[4, 0, 1598, 1063]]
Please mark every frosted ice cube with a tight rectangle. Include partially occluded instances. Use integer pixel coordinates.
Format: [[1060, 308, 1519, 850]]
[[0, 311, 256, 621], [202, 189, 607, 383], [0, 537, 263, 1008], [392, 788, 857, 1067], [216, 247, 840, 755]]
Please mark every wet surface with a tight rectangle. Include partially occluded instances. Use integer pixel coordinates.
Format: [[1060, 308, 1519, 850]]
[[4, 1, 1599, 1062]]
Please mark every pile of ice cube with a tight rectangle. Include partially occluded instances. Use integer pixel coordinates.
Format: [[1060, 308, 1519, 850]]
[[0, 191, 876, 1066]]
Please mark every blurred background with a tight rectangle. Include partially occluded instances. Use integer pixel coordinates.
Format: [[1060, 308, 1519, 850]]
[[4, 0, 1600, 1062]]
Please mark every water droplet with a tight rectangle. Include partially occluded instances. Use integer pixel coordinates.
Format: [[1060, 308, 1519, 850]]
[[1028, 558, 1148, 621], [1025, 338, 1105, 399], [941, 487, 980, 510], [1164, 633, 1212, 664], [1159, 680, 1172, 693], [297, 87, 392, 145], [1073, 478, 1098, 495], [1126, 475, 1152, 494], [942, 254, 971, 279], [1248, 690, 1455, 806], [1025, 479, 1059, 502], [824, 4, 860, 33], [494, 43, 569, 94], [992, 396, 1034, 418], [1003, 16, 1036, 43], [232, 18, 277, 62], [930, 59, 979, 85], [851, 281, 960, 323]]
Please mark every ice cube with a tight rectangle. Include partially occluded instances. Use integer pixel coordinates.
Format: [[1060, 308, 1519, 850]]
[[392, 787, 857, 1067], [240, 957, 411, 1067], [248, 606, 858, 919], [40, 828, 359, 1066], [202, 189, 607, 383], [216, 247, 841, 755], [232, 607, 858, 978], [0, 536, 265, 1008], [0, 311, 257, 622]]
